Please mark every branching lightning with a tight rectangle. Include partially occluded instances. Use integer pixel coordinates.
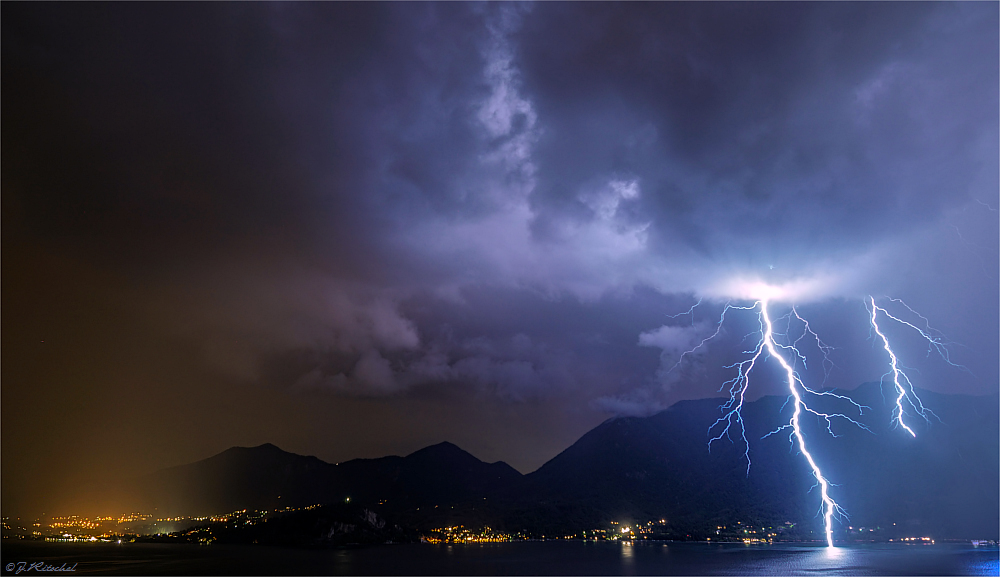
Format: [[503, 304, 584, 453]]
[[665, 301, 756, 376], [879, 297, 970, 372], [866, 295, 965, 434], [759, 300, 845, 548], [664, 288, 962, 548], [868, 297, 922, 436], [696, 299, 860, 547], [789, 306, 838, 386], [667, 296, 703, 326]]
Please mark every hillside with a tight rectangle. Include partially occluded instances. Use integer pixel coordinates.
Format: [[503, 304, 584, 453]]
[[132, 383, 999, 539]]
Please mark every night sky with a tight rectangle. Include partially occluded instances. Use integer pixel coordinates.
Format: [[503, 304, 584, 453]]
[[3, 3, 997, 517]]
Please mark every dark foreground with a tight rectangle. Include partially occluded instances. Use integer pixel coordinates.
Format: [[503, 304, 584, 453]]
[[2, 540, 997, 576]]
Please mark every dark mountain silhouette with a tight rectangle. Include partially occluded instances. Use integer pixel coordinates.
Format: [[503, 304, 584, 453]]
[[134, 383, 999, 539], [481, 383, 998, 539], [480, 394, 814, 536], [137, 441, 520, 517], [139, 443, 336, 515]]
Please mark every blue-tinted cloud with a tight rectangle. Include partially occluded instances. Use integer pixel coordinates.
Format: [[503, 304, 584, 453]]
[[4, 2, 996, 410]]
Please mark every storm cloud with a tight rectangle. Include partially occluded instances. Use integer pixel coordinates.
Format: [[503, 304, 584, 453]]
[[3, 2, 996, 513]]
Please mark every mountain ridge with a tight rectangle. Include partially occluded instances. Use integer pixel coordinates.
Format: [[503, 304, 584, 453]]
[[131, 383, 999, 539]]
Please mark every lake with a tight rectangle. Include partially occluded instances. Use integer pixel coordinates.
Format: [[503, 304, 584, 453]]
[[2, 540, 997, 575]]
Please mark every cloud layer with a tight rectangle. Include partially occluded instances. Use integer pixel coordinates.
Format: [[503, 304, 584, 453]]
[[4, 2, 997, 410]]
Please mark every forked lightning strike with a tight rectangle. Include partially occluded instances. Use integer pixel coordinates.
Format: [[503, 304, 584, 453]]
[[668, 287, 962, 548], [865, 295, 969, 434], [868, 297, 922, 436], [759, 300, 843, 548], [703, 299, 859, 547]]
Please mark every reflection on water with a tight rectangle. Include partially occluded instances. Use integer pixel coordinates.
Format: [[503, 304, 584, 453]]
[[969, 556, 1000, 576], [730, 543, 998, 576], [2, 540, 997, 576], [620, 541, 634, 559], [620, 540, 635, 575]]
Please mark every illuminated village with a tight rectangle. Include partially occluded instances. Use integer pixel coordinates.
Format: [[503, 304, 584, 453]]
[[2, 506, 319, 544], [3, 510, 965, 547]]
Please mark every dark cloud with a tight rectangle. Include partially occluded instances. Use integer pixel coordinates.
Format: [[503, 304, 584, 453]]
[[519, 3, 997, 261]]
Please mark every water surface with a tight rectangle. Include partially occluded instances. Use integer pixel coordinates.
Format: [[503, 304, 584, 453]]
[[2, 540, 997, 575]]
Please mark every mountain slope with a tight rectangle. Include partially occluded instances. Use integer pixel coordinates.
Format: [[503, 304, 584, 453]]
[[139, 443, 338, 515], [485, 382, 999, 538], [137, 441, 522, 517], [133, 383, 999, 539]]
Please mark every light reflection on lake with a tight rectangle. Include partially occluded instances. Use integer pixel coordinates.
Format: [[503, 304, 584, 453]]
[[2, 540, 997, 575]]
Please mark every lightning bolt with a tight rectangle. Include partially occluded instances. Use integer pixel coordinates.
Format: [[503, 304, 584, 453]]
[[880, 297, 970, 372], [695, 300, 865, 546], [866, 295, 962, 435], [667, 296, 703, 326], [665, 301, 757, 376], [868, 297, 920, 436], [789, 306, 838, 386], [706, 316, 763, 476], [759, 299, 844, 548], [664, 291, 963, 548], [666, 297, 869, 547]]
